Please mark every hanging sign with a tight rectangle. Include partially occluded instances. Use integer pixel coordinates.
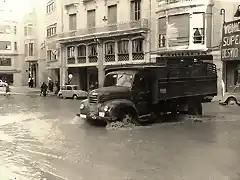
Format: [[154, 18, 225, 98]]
[[221, 19, 240, 61]]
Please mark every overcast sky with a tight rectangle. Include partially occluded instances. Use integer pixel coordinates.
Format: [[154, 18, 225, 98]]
[[0, 0, 32, 21]]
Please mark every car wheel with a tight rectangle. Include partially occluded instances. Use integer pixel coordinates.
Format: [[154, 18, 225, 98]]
[[73, 94, 78, 100], [58, 94, 63, 99], [227, 97, 237, 105]]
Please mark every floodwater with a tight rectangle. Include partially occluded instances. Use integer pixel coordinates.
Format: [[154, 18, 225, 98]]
[[0, 95, 240, 180]]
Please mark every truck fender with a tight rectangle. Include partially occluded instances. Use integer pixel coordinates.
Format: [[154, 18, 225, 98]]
[[103, 99, 139, 119]]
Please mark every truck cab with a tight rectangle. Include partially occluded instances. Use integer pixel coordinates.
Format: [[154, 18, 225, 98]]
[[79, 67, 156, 124]]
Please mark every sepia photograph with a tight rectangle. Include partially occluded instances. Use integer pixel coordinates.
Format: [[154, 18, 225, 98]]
[[0, 0, 240, 179]]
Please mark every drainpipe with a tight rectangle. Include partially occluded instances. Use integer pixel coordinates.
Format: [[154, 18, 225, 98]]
[[148, 0, 152, 63], [60, 0, 65, 86]]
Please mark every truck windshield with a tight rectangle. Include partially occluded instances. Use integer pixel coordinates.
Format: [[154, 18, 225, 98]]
[[104, 73, 133, 87]]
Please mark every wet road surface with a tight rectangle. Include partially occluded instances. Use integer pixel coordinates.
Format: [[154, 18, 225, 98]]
[[0, 95, 240, 180]]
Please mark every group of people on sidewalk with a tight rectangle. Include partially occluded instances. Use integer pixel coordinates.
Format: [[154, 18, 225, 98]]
[[40, 78, 60, 96]]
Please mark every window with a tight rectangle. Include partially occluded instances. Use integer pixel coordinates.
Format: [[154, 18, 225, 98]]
[[24, 24, 33, 36], [14, 26, 17, 34], [47, 24, 57, 37], [77, 45, 86, 57], [193, 28, 204, 44], [0, 58, 11, 66], [118, 40, 129, 54], [66, 86, 72, 90], [0, 25, 11, 34], [168, 14, 190, 47], [132, 38, 143, 53], [105, 42, 115, 55], [192, 13, 205, 44], [46, 1, 55, 13], [24, 44, 28, 56], [87, 9, 96, 28], [14, 42, 17, 50], [24, 26, 27, 36], [158, 17, 166, 48], [131, 0, 141, 20], [104, 73, 133, 88], [0, 41, 11, 50], [27, 24, 33, 35], [73, 86, 78, 90], [67, 46, 75, 58], [69, 14, 77, 31], [88, 44, 97, 56], [47, 50, 52, 61], [29, 43, 33, 56], [108, 5, 117, 24]]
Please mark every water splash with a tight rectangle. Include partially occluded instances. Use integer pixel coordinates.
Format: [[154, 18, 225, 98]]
[[106, 119, 139, 130]]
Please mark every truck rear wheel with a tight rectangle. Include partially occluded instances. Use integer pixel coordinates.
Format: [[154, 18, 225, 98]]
[[187, 99, 202, 115]]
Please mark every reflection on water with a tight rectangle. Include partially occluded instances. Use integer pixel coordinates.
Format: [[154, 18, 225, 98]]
[[0, 96, 239, 179]]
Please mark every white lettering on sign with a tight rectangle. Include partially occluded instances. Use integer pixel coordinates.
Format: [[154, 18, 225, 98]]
[[223, 21, 240, 35], [222, 34, 240, 47], [222, 48, 239, 59], [221, 20, 240, 59]]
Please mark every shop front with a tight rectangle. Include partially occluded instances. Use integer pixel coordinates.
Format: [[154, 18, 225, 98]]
[[67, 66, 98, 91], [221, 19, 240, 92]]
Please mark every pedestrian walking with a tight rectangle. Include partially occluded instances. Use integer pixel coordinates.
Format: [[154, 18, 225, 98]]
[[30, 78, 34, 88], [5, 83, 11, 96], [28, 77, 31, 87]]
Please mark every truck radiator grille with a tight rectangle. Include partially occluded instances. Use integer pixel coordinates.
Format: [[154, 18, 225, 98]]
[[89, 95, 98, 104]]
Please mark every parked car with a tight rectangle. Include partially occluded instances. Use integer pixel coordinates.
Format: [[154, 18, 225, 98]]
[[0, 80, 7, 87], [57, 85, 88, 99], [219, 85, 240, 105]]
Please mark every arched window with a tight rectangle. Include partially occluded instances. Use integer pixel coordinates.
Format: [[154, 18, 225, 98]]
[[117, 40, 129, 54], [132, 38, 143, 53], [105, 42, 115, 55], [77, 45, 86, 57], [67, 46, 75, 58], [88, 43, 97, 56]]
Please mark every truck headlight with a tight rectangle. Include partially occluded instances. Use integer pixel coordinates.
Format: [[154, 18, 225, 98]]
[[103, 105, 109, 112], [80, 104, 85, 110]]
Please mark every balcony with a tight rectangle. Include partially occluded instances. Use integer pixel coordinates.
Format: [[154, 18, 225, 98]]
[[58, 19, 149, 42], [24, 55, 37, 62], [63, 0, 79, 7], [157, 0, 213, 10]]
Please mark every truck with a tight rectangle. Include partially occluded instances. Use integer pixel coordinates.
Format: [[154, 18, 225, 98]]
[[78, 59, 217, 125]]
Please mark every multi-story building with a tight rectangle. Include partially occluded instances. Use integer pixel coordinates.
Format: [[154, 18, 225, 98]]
[[57, 0, 155, 90], [21, 5, 48, 87], [0, 19, 25, 86], [154, 0, 239, 95], [45, 0, 61, 84]]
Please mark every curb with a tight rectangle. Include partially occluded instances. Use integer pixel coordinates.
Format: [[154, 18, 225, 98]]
[[0, 92, 56, 97]]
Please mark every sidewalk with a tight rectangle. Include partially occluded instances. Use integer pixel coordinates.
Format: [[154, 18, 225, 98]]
[[0, 86, 55, 96]]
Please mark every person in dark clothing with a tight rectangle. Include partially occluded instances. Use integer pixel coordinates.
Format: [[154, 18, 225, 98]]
[[40, 82, 48, 96], [30, 78, 33, 88], [48, 80, 54, 92], [55, 81, 60, 94]]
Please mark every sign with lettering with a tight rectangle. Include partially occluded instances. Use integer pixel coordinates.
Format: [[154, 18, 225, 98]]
[[221, 19, 240, 61]]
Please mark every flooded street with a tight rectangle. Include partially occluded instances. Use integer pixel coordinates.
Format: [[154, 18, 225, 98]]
[[0, 95, 240, 180]]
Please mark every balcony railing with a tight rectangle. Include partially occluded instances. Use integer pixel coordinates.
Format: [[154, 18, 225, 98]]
[[58, 19, 148, 39], [158, 0, 193, 5], [63, 0, 79, 6]]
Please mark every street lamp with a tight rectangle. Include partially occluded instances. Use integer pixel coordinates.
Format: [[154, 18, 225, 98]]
[[220, 8, 226, 23], [234, 5, 240, 18]]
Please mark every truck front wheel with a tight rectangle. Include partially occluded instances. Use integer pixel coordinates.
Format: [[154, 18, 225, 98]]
[[119, 109, 139, 125]]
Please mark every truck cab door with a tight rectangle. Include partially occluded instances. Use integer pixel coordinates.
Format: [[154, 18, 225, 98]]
[[132, 73, 151, 116]]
